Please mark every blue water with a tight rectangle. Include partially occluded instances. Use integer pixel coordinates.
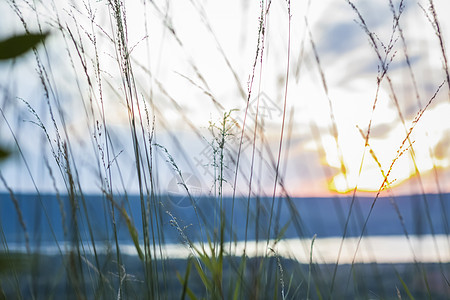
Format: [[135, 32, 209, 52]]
[[1, 193, 449, 248]]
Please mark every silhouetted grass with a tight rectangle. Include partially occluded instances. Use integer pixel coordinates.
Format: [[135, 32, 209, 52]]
[[0, 0, 449, 299]]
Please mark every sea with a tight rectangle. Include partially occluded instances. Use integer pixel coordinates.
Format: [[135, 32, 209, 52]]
[[1, 192, 449, 264]]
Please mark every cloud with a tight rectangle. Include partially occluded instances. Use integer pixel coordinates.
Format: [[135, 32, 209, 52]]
[[369, 123, 395, 139], [434, 130, 450, 160], [318, 22, 363, 55]]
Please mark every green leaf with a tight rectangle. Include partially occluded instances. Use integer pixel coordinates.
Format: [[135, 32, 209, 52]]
[[0, 252, 29, 273], [193, 256, 212, 291], [232, 256, 246, 300], [120, 207, 144, 260], [104, 192, 145, 260], [0, 146, 11, 162], [177, 258, 198, 300], [396, 270, 415, 300], [0, 32, 49, 60]]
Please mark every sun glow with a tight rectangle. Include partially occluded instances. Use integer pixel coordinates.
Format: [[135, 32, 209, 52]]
[[325, 101, 450, 194]]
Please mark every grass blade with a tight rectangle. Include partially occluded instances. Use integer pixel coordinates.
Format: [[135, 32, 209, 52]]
[[0, 32, 49, 60]]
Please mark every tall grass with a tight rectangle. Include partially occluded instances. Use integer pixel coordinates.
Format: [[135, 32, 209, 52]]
[[0, 0, 449, 299]]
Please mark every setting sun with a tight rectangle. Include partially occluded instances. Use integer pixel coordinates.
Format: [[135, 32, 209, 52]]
[[326, 100, 450, 193]]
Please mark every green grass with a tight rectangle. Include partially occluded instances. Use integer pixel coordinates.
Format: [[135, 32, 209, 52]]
[[0, 0, 449, 299]]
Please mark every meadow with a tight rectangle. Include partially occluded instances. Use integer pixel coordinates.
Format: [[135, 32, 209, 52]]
[[0, 0, 449, 299]]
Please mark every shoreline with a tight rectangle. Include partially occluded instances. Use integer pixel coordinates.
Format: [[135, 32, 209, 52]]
[[4, 234, 449, 264]]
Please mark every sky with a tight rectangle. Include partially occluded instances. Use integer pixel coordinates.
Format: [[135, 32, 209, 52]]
[[1, 0, 450, 197]]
